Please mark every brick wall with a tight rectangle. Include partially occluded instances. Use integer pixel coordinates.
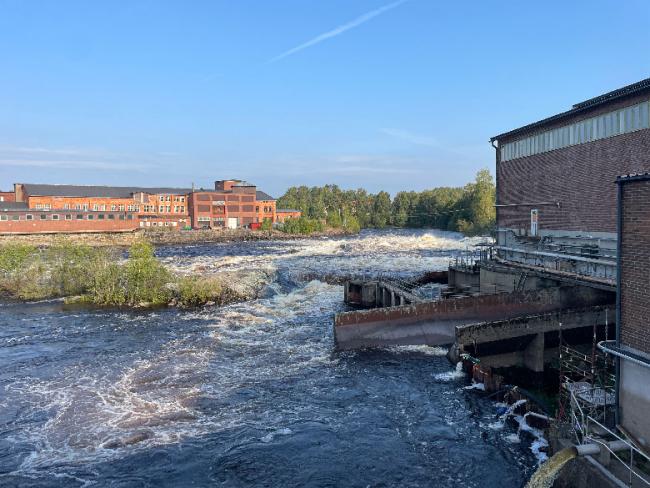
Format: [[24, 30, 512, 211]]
[[0, 211, 138, 233], [619, 178, 650, 354], [497, 93, 650, 233], [0, 192, 15, 202]]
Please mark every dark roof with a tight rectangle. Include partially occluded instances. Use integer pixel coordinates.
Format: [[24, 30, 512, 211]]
[[617, 173, 650, 185], [256, 190, 275, 201], [20, 183, 193, 198], [277, 208, 301, 213], [491, 77, 650, 142], [0, 202, 28, 211]]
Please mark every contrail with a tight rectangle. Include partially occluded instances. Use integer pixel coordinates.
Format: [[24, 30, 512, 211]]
[[267, 0, 408, 64]]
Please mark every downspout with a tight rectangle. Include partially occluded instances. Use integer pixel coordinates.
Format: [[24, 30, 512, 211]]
[[614, 178, 622, 425], [490, 138, 500, 248]]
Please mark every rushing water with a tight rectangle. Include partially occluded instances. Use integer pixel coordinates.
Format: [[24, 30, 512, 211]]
[[0, 229, 539, 487]]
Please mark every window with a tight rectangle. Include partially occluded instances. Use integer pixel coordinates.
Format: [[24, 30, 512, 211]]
[[119, 204, 125, 211], [76, 214, 84, 220], [111, 204, 117, 211], [159, 205, 164, 212], [87, 214, 94, 220], [127, 214, 133, 220], [119, 215, 125, 220], [26, 214, 33, 220], [65, 214, 72, 220], [501, 100, 650, 162], [108, 214, 115, 220], [51, 214, 59, 220], [93, 204, 99, 211], [40, 214, 47, 220], [0, 215, 7, 221], [98, 214, 105, 220], [64, 204, 70, 209], [12, 215, 19, 221]]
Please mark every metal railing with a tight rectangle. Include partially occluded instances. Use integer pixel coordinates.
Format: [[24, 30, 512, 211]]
[[567, 385, 650, 486]]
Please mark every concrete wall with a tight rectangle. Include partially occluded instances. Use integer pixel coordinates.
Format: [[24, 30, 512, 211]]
[[619, 359, 650, 449], [334, 286, 612, 350]]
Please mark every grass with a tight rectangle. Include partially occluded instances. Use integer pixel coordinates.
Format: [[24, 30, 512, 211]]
[[0, 238, 243, 308]]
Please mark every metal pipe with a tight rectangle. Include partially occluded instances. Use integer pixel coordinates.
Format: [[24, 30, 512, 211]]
[[493, 245, 617, 266], [494, 202, 560, 207], [598, 341, 650, 370], [615, 179, 623, 425]]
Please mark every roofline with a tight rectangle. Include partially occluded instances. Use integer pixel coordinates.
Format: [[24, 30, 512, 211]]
[[617, 173, 650, 185], [491, 77, 650, 143]]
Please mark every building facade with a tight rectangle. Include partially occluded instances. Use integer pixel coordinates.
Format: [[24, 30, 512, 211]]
[[599, 174, 650, 449], [0, 179, 299, 234], [490, 78, 650, 285]]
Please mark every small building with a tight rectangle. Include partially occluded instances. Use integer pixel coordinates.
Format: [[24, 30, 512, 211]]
[[0, 191, 15, 202], [490, 78, 650, 288], [276, 209, 302, 223]]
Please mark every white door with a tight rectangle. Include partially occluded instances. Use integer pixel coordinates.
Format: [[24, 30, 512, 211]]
[[530, 209, 539, 236]]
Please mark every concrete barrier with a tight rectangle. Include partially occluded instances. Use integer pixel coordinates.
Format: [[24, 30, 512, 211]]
[[333, 286, 613, 350]]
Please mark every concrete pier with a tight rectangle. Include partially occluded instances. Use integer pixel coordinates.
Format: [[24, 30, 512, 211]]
[[334, 286, 611, 350]]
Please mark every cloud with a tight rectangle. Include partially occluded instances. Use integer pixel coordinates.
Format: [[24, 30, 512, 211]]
[[0, 145, 155, 173], [267, 0, 408, 64], [380, 128, 440, 147], [0, 159, 152, 172]]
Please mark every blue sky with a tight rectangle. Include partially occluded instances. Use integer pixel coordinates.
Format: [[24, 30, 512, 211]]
[[1, 0, 649, 196]]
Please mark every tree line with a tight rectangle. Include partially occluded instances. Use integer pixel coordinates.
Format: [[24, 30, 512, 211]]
[[276, 168, 496, 236]]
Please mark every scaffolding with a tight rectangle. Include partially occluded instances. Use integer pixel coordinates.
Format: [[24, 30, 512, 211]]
[[557, 322, 650, 486]]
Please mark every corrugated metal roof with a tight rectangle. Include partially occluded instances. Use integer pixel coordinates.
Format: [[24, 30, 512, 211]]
[[491, 77, 650, 142], [20, 184, 193, 198], [256, 190, 275, 201]]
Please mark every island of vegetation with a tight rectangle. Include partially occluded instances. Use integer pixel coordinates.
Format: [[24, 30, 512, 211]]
[[0, 239, 250, 308]]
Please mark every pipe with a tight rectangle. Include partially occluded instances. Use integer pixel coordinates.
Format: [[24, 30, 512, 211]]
[[493, 245, 617, 266], [615, 179, 623, 425], [575, 440, 634, 457], [598, 340, 650, 370]]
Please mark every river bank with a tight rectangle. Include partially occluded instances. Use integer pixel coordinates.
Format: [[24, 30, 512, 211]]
[[0, 227, 355, 247]]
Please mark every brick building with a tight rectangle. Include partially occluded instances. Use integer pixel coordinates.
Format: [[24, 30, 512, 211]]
[[0, 179, 298, 234], [490, 78, 650, 285], [599, 174, 650, 449]]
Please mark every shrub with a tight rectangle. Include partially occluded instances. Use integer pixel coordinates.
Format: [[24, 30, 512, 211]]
[[176, 275, 237, 307]]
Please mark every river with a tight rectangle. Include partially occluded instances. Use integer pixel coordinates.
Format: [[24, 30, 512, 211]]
[[0, 229, 538, 487]]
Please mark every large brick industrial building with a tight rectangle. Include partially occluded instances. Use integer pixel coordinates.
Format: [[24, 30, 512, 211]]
[[491, 78, 650, 451], [0, 179, 300, 234], [490, 77, 650, 288]]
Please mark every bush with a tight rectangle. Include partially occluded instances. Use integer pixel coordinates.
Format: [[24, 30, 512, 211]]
[[281, 217, 324, 235], [260, 218, 273, 231], [0, 243, 38, 276], [47, 239, 113, 297], [123, 241, 173, 306], [176, 275, 239, 307]]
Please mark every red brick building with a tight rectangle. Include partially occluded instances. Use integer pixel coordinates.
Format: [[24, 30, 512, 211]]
[[490, 78, 650, 284], [0, 179, 296, 234]]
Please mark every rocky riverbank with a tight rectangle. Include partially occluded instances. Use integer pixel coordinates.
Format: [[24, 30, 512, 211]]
[[0, 227, 354, 247]]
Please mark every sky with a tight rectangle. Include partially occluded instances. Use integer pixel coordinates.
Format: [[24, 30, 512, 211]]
[[1, 0, 649, 197]]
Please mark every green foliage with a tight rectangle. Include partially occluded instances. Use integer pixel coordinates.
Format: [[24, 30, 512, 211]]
[[176, 275, 239, 307], [47, 239, 112, 297], [280, 216, 324, 235], [260, 218, 273, 231], [0, 243, 38, 275], [122, 241, 173, 306], [0, 238, 244, 309], [276, 168, 496, 236]]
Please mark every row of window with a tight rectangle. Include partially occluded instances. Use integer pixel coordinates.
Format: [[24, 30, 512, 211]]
[[1, 213, 135, 222], [158, 195, 185, 202], [501, 100, 650, 162]]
